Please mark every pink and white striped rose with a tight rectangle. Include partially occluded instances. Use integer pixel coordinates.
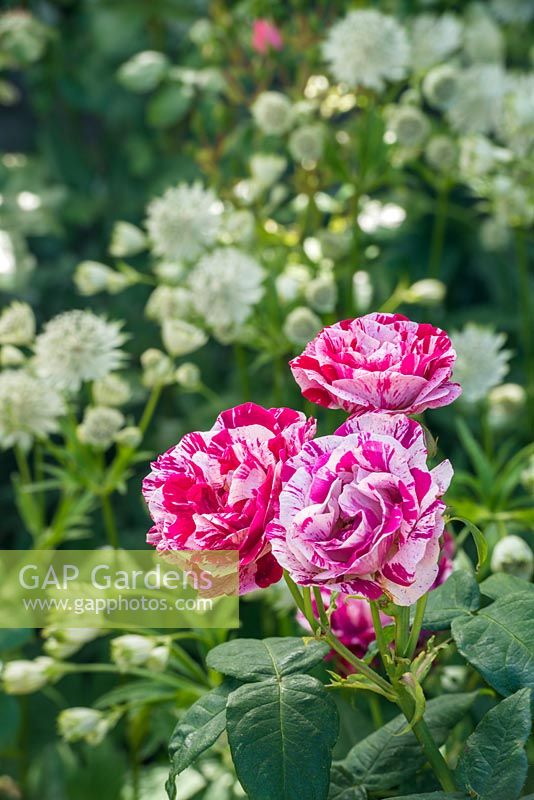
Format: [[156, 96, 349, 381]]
[[267, 412, 453, 606], [290, 312, 461, 415], [142, 403, 315, 594]]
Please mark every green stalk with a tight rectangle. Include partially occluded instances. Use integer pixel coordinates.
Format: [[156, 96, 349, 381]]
[[395, 605, 411, 658], [101, 493, 119, 549], [138, 385, 162, 435], [406, 594, 428, 660], [428, 184, 449, 278]]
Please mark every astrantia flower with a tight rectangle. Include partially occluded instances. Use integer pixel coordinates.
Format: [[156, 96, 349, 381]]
[[77, 406, 124, 449], [143, 403, 316, 593], [458, 135, 511, 179], [249, 153, 287, 188], [409, 13, 462, 71], [34, 310, 127, 393], [447, 65, 505, 134], [322, 10, 410, 92], [0, 301, 35, 345], [422, 65, 460, 112], [385, 105, 430, 148], [463, 8, 504, 65], [425, 136, 458, 173], [275, 264, 311, 304], [161, 319, 207, 357], [58, 708, 116, 746], [188, 247, 265, 342], [92, 373, 130, 407], [451, 324, 511, 403], [146, 183, 222, 262], [251, 91, 294, 135], [490, 0, 534, 23], [0, 369, 64, 449], [116, 50, 169, 93], [491, 535, 533, 581], [284, 307, 322, 346], [290, 313, 461, 415], [267, 413, 453, 605], [498, 75, 534, 157], [145, 285, 193, 323], [288, 124, 325, 164]]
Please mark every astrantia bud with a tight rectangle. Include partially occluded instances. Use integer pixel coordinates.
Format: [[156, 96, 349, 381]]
[[487, 383, 527, 429], [2, 657, 56, 695], [305, 272, 337, 313], [404, 279, 446, 306], [109, 221, 147, 258], [283, 306, 322, 346], [114, 426, 142, 449], [251, 91, 294, 135], [352, 271, 373, 313], [146, 641, 170, 672], [42, 627, 101, 660], [74, 261, 124, 296], [153, 261, 185, 285], [117, 51, 169, 93], [249, 154, 287, 188], [77, 406, 124, 450], [92, 373, 131, 407], [275, 264, 311, 304], [111, 634, 159, 671], [0, 301, 35, 345], [491, 535, 534, 580], [289, 124, 325, 165], [58, 707, 115, 746], [161, 319, 207, 357], [422, 65, 460, 111], [425, 136, 458, 173], [145, 286, 193, 323], [175, 362, 201, 390], [140, 348, 175, 387], [0, 345, 25, 367]]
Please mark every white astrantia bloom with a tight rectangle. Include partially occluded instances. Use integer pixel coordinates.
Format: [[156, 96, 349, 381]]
[[284, 307, 322, 346], [58, 707, 117, 746], [140, 348, 175, 388], [0, 300, 35, 345], [111, 634, 167, 671], [447, 65, 506, 135], [251, 92, 294, 135], [74, 261, 128, 296], [463, 7, 504, 64], [189, 247, 265, 342], [152, 261, 185, 285], [452, 324, 511, 403], [422, 64, 460, 111], [0, 345, 25, 367], [458, 135, 512, 179], [145, 285, 194, 323], [116, 51, 169, 93], [115, 426, 142, 449], [42, 627, 102, 660], [92, 373, 131, 407], [490, 0, 534, 23], [34, 310, 127, 392], [498, 74, 534, 157], [358, 199, 406, 233], [322, 10, 410, 92], [305, 271, 337, 313], [487, 174, 534, 229], [77, 406, 124, 449], [491, 535, 534, 580], [288, 124, 325, 165], [404, 279, 446, 306], [352, 271, 373, 313], [175, 362, 201, 390], [0, 370, 64, 450], [425, 136, 458, 173], [409, 13, 462, 71], [385, 105, 430, 148], [146, 182, 223, 262], [275, 264, 311, 304]]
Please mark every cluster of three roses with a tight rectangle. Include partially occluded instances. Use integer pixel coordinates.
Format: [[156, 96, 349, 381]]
[[143, 312, 461, 607]]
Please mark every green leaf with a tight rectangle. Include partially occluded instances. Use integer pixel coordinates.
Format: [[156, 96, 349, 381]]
[[0, 693, 20, 748], [452, 592, 534, 696], [423, 571, 481, 631], [448, 517, 488, 570], [226, 674, 339, 800], [338, 694, 476, 792], [206, 637, 329, 682], [147, 85, 193, 128], [94, 680, 184, 710], [456, 689, 532, 800], [479, 573, 534, 601], [383, 794, 468, 799], [328, 765, 367, 800], [166, 681, 235, 800]]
